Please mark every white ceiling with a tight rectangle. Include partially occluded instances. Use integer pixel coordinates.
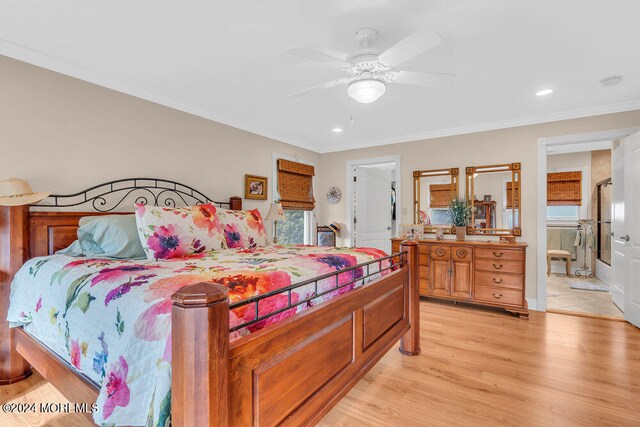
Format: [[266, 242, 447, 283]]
[[1, 0, 640, 153]]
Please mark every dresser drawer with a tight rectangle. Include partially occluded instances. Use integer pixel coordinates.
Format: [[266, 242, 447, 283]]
[[474, 285, 523, 306], [475, 248, 524, 261], [430, 246, 450, 260], [419, 254, 429, 266], [475, 271, 524, 290], [475, 259, 524, 274], [419, 265, 429, 280]]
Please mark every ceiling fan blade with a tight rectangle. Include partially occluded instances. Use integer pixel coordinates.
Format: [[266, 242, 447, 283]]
[[288, 78, 349, 97], [378, 28, 442, 67], [287, 47, 351, 69], [393, 70, 456, 87]]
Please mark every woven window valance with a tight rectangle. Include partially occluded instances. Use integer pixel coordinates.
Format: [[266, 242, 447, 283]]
[[429, 184, 452, 208], [505, 182, 520, 209], [547, 171, 582, 206], [277, 159, 315, 210]]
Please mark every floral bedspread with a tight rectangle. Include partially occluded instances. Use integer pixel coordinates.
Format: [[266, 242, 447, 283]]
[[7, 245, 389, 426]]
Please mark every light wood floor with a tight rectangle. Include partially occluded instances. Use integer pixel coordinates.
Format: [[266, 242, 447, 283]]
[[1, 301, 639, 426]]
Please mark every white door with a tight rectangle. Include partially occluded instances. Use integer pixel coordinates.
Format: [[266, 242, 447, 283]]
[[624, 132, 640, 328], [611, 142, 626, 311], [354, 165, 392, 253]]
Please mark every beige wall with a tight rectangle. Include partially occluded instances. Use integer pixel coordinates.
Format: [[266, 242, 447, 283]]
[[317, 110, 640, 305], [0, 55, 320, 241]]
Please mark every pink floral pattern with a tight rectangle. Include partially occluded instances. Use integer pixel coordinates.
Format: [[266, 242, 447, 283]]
[[70, 339, 81, 369], [8, 245, 390, 425], [217, 208, 267, 248], [103, 356, 130, 420], [135, 203, 225, 259]]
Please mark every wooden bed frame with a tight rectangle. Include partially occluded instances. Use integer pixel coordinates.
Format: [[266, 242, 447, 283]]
[[0, 180, 420, 426]]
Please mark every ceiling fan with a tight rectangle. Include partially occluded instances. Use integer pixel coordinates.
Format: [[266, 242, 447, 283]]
[[287, 27, 455, 104]]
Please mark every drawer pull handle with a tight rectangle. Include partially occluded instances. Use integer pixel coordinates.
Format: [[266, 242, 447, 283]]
[[493, 293, 503, 299], [493, 278, 503, 284], [493, 251, 504, 257], [493, 264, 503, 270]]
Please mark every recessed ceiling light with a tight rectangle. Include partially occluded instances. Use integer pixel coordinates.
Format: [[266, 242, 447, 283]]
[[536, 89, 554, 97], [601, 75, 622, 87], [332, 127, 343, 133]]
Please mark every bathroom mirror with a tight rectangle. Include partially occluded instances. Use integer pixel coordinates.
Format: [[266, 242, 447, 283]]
[[413, 168, 459, 234], [465, 163, 521, 236]]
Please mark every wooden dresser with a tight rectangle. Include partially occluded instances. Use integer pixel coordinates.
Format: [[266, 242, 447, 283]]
[[391, 238, 528, 319]]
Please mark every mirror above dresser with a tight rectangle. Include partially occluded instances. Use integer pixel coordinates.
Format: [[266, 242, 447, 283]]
[[465, 162, 522, 236], [413, 168, 459, 234]]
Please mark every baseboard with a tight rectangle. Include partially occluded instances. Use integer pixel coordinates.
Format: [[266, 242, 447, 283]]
[[611, 286, 625, 312], [526, 298, 539, 311]]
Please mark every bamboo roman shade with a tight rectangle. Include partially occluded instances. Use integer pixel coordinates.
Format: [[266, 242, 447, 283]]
[[277, 159, 315, 210], [429, 184, 452, 208], [505, 182, 520, 209], [547, 171, 582, 206]]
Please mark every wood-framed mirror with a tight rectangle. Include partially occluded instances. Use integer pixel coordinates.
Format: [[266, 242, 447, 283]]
[[465, 163, 521, 236], [413, 168, 459, 233]]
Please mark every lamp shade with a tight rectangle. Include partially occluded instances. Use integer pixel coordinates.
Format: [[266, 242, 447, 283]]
[[347, 79, 386, 104], [265, 202, 286, 221]]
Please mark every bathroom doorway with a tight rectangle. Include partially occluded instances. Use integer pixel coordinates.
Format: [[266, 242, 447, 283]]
[[543, 140, 622, 318]]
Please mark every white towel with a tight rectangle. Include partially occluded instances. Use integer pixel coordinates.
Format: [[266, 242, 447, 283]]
[[574, 229, 583, 247], [585, 224, 595, 249]]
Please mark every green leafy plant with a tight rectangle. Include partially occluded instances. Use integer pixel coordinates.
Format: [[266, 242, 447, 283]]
[[448, 196, 472, 227]]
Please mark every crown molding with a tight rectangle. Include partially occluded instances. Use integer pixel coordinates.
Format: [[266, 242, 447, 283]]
[[316, 100, 640, 153], [2, 37, 640, 155], [0, 37, 319, 153]]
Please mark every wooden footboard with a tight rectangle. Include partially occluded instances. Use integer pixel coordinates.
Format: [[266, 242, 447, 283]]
[[171, 240, 420, 426]]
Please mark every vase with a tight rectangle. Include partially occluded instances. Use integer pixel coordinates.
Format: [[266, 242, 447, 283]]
[[455, 226, 466, 241]]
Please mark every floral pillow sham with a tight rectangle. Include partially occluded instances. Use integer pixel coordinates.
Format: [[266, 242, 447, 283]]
[[135, 203, 225, 260], [217, 208, 267, 249]]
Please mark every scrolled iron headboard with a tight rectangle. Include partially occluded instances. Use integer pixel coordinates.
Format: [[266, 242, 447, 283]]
[[34, 178, 235, 212]]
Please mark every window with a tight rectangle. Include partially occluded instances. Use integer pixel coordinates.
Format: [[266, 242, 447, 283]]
[[547, 171, 583, 221], [547, 205, 579, 219], [275, 210, 310, 245], [274, 157, 315, 244]]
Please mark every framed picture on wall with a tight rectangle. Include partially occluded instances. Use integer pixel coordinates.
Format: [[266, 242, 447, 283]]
[[244, 174, 268, 200], [316, 226, 336, 247]]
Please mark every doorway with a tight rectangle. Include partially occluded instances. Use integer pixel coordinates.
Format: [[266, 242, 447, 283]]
[[346, 156, 401, 253], [537, 128, 640, 328]]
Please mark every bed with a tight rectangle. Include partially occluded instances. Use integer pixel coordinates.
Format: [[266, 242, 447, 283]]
[[0, 178, 421, 426]]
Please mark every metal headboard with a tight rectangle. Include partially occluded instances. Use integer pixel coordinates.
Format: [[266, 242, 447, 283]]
[[33, 178, 231, 212]]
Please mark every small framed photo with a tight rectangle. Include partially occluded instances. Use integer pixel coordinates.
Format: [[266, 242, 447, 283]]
[[316, 226, 336, 247], [483, 195, 492, 203], [244, 175, 268, 200]]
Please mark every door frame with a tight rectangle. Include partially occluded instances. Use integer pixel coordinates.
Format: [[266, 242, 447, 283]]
[[345, 155, 402, 248], [536, 127, 639, 312]]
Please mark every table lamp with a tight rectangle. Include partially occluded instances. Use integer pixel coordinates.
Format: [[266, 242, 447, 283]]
[[265, 201, 286, 243]]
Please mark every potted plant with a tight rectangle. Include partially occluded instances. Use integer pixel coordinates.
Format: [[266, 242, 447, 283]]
[[448, 196, 472, 241]]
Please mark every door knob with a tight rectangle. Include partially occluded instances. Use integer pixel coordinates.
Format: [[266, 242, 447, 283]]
[[386, 226, 392, 230], [621, 235, 630, 242]]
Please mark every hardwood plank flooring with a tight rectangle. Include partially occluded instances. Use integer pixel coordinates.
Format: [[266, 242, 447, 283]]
[[0, 300, 638, 426]]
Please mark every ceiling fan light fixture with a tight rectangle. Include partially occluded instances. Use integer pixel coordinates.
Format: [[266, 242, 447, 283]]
[[348, 79, 386, 104]]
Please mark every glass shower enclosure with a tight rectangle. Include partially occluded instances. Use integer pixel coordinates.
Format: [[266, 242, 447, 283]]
[[596, 178, 612, 265]]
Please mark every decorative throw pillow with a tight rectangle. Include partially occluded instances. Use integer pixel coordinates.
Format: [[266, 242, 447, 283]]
[[57, 215, 146, 259], [135, 203, 225, 260], [217, 208, 267, 249]]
